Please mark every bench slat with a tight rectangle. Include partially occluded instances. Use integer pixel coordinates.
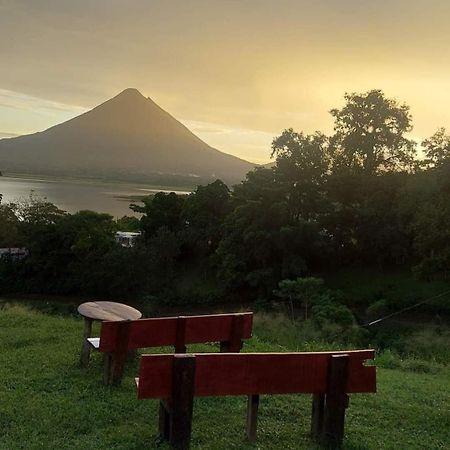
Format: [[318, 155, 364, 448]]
[[137, 350, 376, 399]]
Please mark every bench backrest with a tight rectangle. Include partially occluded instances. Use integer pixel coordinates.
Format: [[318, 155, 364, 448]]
[[98, 312, 253, 352], [137, 350, 376, 399]]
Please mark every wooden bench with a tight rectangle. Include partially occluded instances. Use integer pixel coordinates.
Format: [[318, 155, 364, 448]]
[[136, 350, 376, 449], [87, 312, 253, 385]]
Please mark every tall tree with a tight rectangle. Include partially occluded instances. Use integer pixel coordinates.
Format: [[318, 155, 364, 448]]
[[330, 90, 416, 174], [271, 129, 330, 221]]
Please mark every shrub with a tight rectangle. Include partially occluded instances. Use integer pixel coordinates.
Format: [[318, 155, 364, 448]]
[[402, 358, 442, 374], [376, 350, 402, 369], [402, 327, 450, 364], [274, 277, 325, 320], [311, 298, 354, 328]]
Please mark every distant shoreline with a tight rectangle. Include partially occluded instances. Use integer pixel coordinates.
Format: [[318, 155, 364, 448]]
[[0, 172, 194, 194], [0, 172, 192, 216]]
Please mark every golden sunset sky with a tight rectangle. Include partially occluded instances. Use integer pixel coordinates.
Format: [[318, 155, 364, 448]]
[[1, 0, 449, 163]]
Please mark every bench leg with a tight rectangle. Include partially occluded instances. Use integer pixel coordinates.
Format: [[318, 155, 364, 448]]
[[103, 352, 113, 385], [108, 320, 132, 386], [170, 356, 196, 450], [159, 400, 171, 441], [321, 355, 349, 448], [246, 394, 259, 443], [80, 318, 93, 368], [110, 351, 128, 386], [311, 394, 325, 441]]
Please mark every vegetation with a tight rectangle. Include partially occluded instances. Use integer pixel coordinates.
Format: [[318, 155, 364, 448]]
[[1, 84, 449, 447], [0, 302, 449, 450], [1, 89, 449, 377], [1, 90, 448, 313]]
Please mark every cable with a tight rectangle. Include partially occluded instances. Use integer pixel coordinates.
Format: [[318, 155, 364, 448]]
[[365, 289, 450, 327]]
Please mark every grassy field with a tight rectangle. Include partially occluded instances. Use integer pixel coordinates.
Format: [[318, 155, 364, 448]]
[[1, 302, 449, 450]]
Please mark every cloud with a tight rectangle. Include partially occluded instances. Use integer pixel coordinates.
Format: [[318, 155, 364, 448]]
[[181, 119, 275, 164], [0, 89, 87, 115], [1, 1, 450, 161], [181, 120, 229, 135]]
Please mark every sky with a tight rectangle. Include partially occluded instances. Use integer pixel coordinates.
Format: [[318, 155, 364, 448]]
[[1, 0, 450, 164]]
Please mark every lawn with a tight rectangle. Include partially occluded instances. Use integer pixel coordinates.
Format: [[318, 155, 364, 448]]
[[0, 302, 449, 449]]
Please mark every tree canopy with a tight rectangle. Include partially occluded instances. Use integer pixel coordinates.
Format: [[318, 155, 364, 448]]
[[330, 90, 416, 174]]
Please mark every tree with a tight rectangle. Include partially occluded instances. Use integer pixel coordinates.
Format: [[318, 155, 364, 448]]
[[422, 128, 450, 169], [147, 226, 180, 286], [16, 193, 66, 226], [115, 215, 140, 231], [272, 129, 330, 184], [411, 163, 450, 279], [133, 192, 185, 241], [0, 201, 20, 247], [182, 180, 231, 255], [274, 277, 325, 320], [216, 135, 332, 298], [330, 90, 417, 174], [271, 129, 331, 221]]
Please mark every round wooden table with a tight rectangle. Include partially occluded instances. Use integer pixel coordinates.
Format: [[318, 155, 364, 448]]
[[78, 301, 142, 367]]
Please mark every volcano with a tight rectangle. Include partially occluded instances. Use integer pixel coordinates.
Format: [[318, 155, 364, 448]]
[[0, 88, 255, 185]]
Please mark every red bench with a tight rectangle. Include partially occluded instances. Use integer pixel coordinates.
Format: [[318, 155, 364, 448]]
[[87, 312, 253, 385], [136, 350, 376, 449]]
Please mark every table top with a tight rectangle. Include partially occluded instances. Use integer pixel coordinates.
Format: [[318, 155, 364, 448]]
[[77, 301, 142, 321]]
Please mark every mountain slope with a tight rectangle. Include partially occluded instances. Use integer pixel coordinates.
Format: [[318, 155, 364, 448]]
[[0, 88, 255, 184]]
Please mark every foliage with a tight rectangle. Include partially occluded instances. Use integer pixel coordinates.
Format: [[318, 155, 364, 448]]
[[132, 191, 185, 238], [422, 127, 450, 169], [330, 89, 416, 174], [311, 296, 354, 328], [115, 215, 140, 231], [181, 180, 231, 258], [0, 200, 20, 247], [411, 164, 450, 279], [1, 88, 449, 308], [274, 277, 325, 320], [271, 130, 330, 221]]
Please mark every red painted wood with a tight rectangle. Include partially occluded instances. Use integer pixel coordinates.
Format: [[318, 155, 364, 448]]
[[98, 312, 253, 352], [137, 350, 376, 400]]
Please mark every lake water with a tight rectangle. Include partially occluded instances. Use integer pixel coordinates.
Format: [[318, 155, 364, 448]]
[[0, 176, 191, 217]]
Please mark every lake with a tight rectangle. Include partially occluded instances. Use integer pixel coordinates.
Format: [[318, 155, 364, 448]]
[[0, 175, 191, 217]]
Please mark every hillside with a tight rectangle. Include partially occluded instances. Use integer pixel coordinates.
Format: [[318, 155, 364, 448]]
[[0, 89, 256, 185], [0, 302, 449, 449]]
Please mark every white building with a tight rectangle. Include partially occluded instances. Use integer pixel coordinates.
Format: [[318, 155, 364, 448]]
[[115, 231, 141, 248]]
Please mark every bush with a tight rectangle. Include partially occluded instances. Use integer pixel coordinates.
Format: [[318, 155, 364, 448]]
[[376, 350, 402, 369], [403, 327, 450, 364], [253, 312, 364, 351], [376, 350, 444, 373], [402, 358, 443, 374], [311, 298, 354, 328]]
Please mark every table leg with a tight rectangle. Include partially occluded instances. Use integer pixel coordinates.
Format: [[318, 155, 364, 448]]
[[80, 317, 93, 368]]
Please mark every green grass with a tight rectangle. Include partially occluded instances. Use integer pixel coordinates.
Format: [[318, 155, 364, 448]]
[[1, 303, 449, 449]]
